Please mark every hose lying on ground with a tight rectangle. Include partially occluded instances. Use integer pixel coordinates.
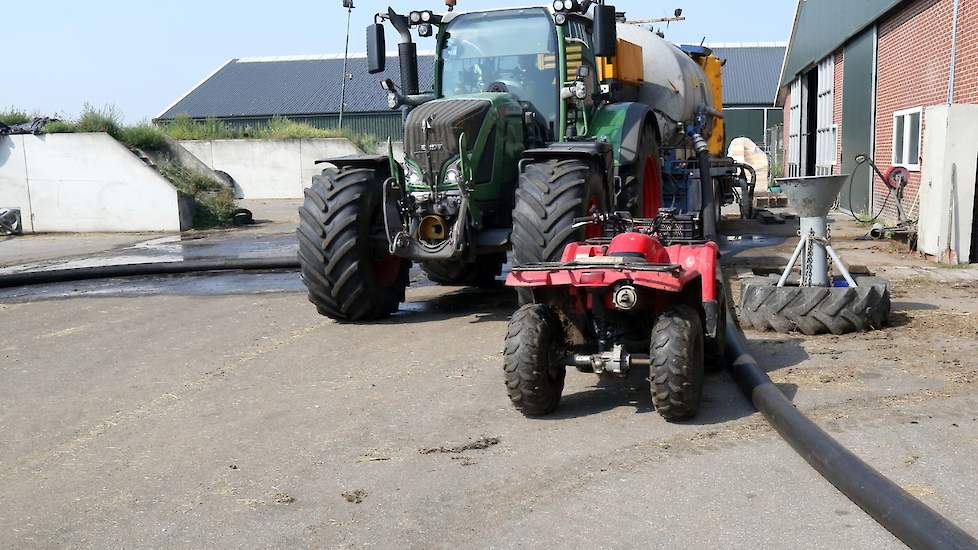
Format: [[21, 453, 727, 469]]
[[0, 257, 300, 289], [724, 306, 978, 550]]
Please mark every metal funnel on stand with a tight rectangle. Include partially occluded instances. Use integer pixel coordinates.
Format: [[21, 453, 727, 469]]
[[774, 175, 853, 287]]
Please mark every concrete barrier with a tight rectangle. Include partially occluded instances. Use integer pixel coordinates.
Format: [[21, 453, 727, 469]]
[[0, 133, 188, 233], [179, 138, 364, 199]]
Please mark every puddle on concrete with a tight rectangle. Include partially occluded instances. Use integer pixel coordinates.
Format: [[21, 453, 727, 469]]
[[0, 271, 304, 303], [0, 233, 299, 275]]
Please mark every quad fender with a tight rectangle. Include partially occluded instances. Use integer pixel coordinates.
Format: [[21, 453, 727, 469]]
[[666, 242, 719, 302], [520, 142, 614, 209], [666, 241, 721, 337], [590, 102, 661, 168]]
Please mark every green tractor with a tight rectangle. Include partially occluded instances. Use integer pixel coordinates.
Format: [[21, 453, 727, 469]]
[[297, 1, 725, 321]]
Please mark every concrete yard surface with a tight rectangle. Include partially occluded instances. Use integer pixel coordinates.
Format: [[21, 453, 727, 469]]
[[1, 214, 977, 548]]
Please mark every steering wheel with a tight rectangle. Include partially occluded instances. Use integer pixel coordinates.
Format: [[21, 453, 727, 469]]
[[485, 81, 509, 93]]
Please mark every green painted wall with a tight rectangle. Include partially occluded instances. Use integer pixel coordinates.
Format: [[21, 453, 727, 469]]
[[839, 27, 877, 214], [215, 112, 406, 142], [724, 107, 784, 150]]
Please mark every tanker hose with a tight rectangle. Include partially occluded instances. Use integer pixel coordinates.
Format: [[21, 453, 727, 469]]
[[0, 257, 300, 289], [694, 137, 717, 242], [723, 304, 978, 550]]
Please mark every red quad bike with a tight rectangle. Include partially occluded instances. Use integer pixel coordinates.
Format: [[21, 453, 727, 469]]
[[503, 211, 726, 421]]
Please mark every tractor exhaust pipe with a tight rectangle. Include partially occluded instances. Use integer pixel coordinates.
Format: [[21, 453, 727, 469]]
[[387, 8, 420, 96], [723, 307, 978, 550]]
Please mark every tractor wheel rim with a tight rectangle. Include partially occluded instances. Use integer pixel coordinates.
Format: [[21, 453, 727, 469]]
[[642, 154, 662, 216], [585, 195, 603, 239], [372, 254, 402, 287]]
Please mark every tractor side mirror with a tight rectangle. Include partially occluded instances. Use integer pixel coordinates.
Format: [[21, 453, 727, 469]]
[[593, 4, 617, 58], [367, 23, 386, 74]]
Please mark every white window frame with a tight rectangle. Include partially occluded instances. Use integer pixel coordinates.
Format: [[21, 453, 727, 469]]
[[892, 107, 922, 172], [787, 79, 801, 177], [815, 57, 837, 175]]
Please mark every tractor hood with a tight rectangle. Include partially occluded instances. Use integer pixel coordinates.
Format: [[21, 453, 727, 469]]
[[404, 98, 491, 188]]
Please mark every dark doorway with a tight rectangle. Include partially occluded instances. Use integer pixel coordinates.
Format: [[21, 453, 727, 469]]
[[804, 69, 819, 176]]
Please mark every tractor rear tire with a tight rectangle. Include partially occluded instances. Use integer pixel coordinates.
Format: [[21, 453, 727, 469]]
[[421, 253, 505, 286], [511, 159, 606, 303], [618, 123, 661, 216], [650, 305, 705, 421], [503, 304, 566, 416], [297, 166, 409, 321], [739, 275, 891, 335]]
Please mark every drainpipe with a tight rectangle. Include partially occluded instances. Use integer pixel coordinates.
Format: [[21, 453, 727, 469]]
[[948, 0, 960, 105]]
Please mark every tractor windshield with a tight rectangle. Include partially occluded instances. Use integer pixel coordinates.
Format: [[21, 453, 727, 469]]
[[440, 8, 559, 129]]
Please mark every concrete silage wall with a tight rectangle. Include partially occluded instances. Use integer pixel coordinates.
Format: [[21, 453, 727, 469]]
[[180, 138, 364, 199], [0, 133, 187, 233]]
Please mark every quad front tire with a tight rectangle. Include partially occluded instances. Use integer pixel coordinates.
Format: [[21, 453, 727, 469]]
[[650, 305, 705, 421], [297, 166, 409, 321], [503, 304, 566, 416]]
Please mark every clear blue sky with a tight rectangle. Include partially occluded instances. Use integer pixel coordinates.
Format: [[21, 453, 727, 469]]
[[4, 1, 795, 122]]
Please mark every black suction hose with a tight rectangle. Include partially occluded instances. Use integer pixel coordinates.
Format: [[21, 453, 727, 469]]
[[724, 309, 978, 550], [697, 147, 718, 242], [0, 257, 300, 289]]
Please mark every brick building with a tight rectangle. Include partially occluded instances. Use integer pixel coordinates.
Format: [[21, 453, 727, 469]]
[[777, 0, 978, 263]]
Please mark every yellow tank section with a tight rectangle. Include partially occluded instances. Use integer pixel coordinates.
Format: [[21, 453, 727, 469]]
[[597, 39, 645, 84], [695, 54, 726, 156]]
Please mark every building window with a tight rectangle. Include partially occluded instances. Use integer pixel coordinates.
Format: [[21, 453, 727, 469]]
[[892, 107, 922, 171], [815, 57, 836, 175], [787, 79, 801, 177]]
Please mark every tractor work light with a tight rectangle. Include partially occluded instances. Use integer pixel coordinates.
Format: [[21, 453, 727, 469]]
[[553, 0, 582, 12], [417, 22, 433, 37], [421, 10, 432, 22], [409, 11, 422, 23]]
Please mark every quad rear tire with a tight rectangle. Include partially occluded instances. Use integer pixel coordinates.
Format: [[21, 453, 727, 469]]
[[650, 305, 705, 421], [421, 253, 506, 286], [739, 275, 891, 335], [511, 159, 607, 303], [503, 304, 566, 416], [297, 166, 409, 321]]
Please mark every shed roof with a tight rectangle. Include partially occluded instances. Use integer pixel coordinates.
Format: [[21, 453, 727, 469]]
[[157, 53, 436, 120], [708, 44, 786, 106], [158, 44, 785, 120]]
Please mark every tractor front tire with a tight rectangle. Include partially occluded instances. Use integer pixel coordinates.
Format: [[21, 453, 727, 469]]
[[421, 253, 506, 287], [503, 304, 566, 417], [511, 159, 606, 303], [650, 305, 705, 421], [739, 275, 891, 335], [297, 166, 409, 321]]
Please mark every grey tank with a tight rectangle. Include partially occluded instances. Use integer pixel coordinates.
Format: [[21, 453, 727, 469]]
[[616, 22, 717, 146]]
